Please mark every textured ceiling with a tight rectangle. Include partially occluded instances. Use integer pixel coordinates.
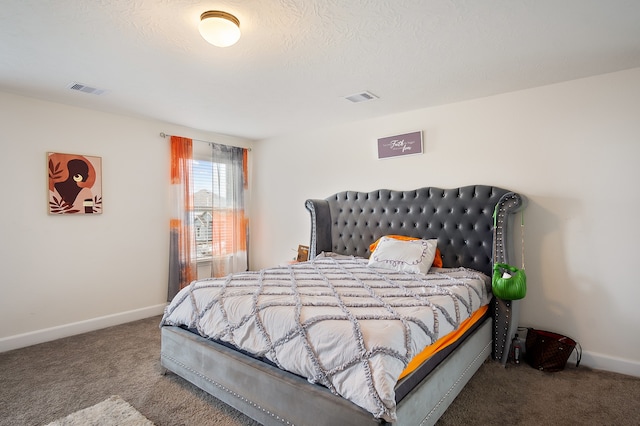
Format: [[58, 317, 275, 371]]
[[2, 0, 640, 140]]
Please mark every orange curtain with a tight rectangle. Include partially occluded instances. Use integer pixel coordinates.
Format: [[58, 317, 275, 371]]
[[167, 136, 197, 300]]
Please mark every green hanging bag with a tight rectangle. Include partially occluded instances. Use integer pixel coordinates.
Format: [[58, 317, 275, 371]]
[[492, 263, 527, 300], [492, 206, 527, 300]]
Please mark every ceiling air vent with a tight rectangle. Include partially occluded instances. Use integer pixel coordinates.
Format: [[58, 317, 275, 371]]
[[67, 82, 106, 95], [344, 91, 379, 103]]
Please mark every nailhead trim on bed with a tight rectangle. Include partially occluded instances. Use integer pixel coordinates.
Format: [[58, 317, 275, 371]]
[[161, 353, 294, 425], [420, 340, 493, 425]]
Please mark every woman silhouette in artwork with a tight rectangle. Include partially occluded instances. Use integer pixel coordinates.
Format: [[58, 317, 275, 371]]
[[55, 159, 91, 207]]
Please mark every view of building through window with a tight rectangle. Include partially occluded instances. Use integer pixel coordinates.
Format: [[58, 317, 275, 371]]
[[192, 158, 233, 261]]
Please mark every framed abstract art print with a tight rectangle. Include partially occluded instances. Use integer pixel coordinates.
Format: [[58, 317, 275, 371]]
[[48, 152, 102, 214]]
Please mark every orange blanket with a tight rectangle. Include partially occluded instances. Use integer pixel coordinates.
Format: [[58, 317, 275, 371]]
[[398, 304, 489, 380]]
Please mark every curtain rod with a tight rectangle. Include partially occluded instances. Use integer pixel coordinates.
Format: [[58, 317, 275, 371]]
[[160, 132, 251, 151]]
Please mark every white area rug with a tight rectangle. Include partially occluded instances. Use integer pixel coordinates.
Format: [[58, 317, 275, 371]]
[[46, 395, 154, 426]]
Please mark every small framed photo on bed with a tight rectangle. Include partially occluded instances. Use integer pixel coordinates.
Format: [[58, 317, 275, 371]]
[[48, 152, 102, 215], [377, 131, 423, 159]]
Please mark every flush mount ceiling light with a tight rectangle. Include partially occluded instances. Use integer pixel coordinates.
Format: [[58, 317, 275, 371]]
[[198, 10, 241, 47]]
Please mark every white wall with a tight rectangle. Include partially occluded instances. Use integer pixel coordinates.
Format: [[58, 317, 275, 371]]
[[0, 91, 253, 350], [2, 68, 638, 377], [251, 68, 640, 376]]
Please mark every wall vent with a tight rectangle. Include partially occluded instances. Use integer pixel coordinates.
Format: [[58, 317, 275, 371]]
[[67, 82, 106, 95], [344, 91, 379, 103]]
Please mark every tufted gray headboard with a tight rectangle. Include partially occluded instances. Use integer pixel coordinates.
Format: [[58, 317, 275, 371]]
[[305, 185, 524, 277]]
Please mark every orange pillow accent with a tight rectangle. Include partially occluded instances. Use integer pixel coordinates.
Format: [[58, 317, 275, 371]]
[[432, 247, 443, 268], [369, 235, 442, 268]]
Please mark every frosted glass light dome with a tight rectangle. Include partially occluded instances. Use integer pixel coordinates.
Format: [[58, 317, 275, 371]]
[[198, 11, 241, 47]]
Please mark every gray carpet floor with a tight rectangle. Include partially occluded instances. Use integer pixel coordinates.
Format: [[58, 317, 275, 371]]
[[1, 316, 638, 425]]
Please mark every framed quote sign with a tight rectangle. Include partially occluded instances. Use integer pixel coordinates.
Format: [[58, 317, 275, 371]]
[[377, 131, 423, 159], [48, 152, 103, 214]]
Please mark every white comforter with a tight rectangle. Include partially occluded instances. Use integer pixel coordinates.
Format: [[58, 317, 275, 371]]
[[161, 255, 491, 421]]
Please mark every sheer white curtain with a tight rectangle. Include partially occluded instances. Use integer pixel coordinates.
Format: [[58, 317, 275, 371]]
[[193, 141, 249, 279]]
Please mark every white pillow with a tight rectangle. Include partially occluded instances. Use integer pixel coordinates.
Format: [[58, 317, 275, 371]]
[[368, 237, 438, 274]]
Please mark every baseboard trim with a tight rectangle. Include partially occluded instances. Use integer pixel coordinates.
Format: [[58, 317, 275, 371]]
[[0, 304, 167, 353], [578, 350, 640, 378], [4, 309, 638, 379]]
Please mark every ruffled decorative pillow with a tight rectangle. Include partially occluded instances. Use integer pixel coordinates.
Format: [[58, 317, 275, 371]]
[[369, 235, 442, 268], [368, 237, 438, 274]]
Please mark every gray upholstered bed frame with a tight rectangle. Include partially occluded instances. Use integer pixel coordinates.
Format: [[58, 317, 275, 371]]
[[161, 185, 525, 425]]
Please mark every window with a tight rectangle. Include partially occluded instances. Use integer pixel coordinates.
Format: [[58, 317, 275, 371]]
[[192, 159, 230, 260], [168, 135, 248, 297], [191, 142, 249, 277]]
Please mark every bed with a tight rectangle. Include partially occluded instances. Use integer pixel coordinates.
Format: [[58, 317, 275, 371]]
[[160, 185, 525, 425]]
